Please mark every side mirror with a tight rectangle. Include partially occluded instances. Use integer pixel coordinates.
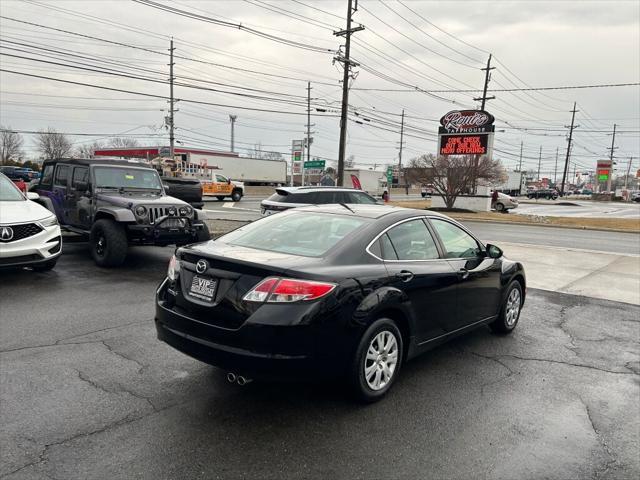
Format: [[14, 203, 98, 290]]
[[26, 192, 40, 200], [227, 179, 231, 185], [486, 244, 503, 259], [76, 181, 89, 193], [163, 183, 170, 190]]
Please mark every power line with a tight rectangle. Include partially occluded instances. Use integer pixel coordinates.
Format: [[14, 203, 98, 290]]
[[350, 82, 640, 93]]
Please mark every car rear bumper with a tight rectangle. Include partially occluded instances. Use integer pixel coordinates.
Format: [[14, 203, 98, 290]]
[[0, 224, 62, 267], [155, 279, 346, 379]]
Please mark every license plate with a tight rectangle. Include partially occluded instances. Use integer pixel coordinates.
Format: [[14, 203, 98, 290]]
[[188, 275, 217, 301], [162, 218, 186, 229]]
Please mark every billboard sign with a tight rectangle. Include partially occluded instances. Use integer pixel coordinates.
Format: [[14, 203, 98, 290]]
[[439, 110, 495, 134], [439, 134, 490, 155]]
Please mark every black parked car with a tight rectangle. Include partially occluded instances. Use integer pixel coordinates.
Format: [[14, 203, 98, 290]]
[[156, 205, 526, 401], [261, 186, 378, 216], [527, 189, 558, 200], [35, 158, 210, 267]]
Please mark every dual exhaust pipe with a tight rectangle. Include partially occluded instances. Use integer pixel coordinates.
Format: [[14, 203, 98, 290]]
[[226, 372, 252, 386]]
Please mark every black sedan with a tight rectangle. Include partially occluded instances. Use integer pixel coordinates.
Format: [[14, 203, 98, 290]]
[[155, 205, 526, 401]]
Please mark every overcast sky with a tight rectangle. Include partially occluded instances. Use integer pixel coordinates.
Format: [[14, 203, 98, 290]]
[[1, 0, 638, 177]]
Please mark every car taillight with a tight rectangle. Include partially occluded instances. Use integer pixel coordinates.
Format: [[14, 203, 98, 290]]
[[243, 277, 337, 303]]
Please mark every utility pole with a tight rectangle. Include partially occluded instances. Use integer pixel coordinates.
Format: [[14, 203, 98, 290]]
[[168, 37, 176, 157], [473, 54, 496, 110], [537, 146, 542, 182], [560, 102, 579, 196], [518, 141, 523, 172], [624, 157, 633, 190], [471, 54, 495, 192], [554, 147, 559, 184], [304, 81, 314, 187], [606, 123, 617, 192], [334, 0, 364, 186], [398, 109, 405, 193], [229, 115, 237, 152]]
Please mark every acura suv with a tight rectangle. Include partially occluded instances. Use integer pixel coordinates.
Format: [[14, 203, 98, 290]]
[[0, 173, 62, 271]]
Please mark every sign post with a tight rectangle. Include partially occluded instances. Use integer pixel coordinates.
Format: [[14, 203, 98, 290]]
[[291, 140, 303, 186], [386, 166, 393, 201]]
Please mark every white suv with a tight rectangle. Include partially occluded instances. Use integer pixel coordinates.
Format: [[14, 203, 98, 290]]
[[0, 173, 62, 271]]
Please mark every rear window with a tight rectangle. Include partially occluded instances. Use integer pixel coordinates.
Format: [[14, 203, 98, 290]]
[[220, 212, 368, 257]]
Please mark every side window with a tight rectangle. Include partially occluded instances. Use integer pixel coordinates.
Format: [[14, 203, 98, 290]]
[[379, 233, 398, 260], [430, 219, 481, 258], [215, 174, 228, 183], [40, 165, 54, 186], [386, 219, 439, 260], [72, 167, 89, 188], [54, 165, 69, 187], [349, 192, 377, 204]]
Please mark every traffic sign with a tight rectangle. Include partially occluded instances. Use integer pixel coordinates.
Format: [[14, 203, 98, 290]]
[[386, 166, 393, 183], [304, 160, 325, 169]]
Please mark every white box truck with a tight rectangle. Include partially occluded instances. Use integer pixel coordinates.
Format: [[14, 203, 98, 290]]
[[494, 171, 526, 196], [186, 153, 287, 185], [343, 169, 388, 196]]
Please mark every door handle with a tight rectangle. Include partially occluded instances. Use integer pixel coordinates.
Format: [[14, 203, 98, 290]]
[[458, 268, 469, 280], [395, 270, 414, 282]]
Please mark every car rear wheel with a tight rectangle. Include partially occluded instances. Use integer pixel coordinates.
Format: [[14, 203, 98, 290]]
[[90, 219, 128, 267], [489, 280, 523, 334], [349, 318, 403, 403], [495, 202, 505, 212]]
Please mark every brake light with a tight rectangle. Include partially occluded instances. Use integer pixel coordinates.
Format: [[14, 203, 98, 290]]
[[243, 277, 337, 303]]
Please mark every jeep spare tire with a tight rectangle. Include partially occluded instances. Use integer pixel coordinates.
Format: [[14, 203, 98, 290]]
[[90, 219, 128, 267]]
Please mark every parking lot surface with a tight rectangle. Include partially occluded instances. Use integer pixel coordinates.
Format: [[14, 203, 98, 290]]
[[1, 243, 638, 479]]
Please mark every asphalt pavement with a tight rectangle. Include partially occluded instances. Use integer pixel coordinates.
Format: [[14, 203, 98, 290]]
[[202, 199, 640, 255], [1, 243, 639, 479]]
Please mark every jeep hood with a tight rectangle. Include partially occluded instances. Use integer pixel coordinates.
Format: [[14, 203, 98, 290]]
[[95, 192, 188, 206]]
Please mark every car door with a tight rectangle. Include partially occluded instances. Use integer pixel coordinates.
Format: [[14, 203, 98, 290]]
[[52, 164, 71, 224], [373, 218, 459, 343], [68, 166, 91, 228], [428, 217, 502, 330]]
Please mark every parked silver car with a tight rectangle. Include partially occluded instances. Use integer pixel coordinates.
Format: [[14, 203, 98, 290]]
[[261, 186, 379, 216], [493, 192, 518, 211]]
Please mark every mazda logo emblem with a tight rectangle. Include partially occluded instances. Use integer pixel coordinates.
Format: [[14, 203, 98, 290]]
[[196, 259, 208, 274], [0, 226, 14, 242]]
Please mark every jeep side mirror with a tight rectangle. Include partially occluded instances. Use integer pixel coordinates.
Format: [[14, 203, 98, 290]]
[[26, 191, 39, 200], [486, 244, 503, 259]]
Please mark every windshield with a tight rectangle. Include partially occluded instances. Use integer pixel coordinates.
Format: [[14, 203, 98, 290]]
[[94, 166, 162, 190], [220, 211, 368, 257], [0, 174, 25, 201]]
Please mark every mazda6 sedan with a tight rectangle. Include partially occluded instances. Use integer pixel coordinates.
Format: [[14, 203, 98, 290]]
[[155, 204, 525, 402]]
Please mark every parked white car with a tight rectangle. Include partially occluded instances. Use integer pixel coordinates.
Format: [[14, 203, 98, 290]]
[[492, 191, 519, 212], [0, 173, 62, 271]]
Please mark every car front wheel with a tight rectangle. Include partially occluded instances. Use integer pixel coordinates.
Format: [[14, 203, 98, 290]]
[[231, 190, 242, 202], [349, 318, 403, 402], [489, 280, 523, 334], [90, 219, 128, 267]]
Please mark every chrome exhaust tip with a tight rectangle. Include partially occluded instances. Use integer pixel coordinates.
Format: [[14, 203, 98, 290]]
[[236, 375, 252, 386], [226, 372, 237, 383]]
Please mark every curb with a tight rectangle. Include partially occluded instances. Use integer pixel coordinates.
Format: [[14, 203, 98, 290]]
[[448, 216, 640, 234]]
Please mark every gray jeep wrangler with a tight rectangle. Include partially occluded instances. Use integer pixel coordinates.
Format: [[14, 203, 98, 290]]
[[35, 158, 210, 267]]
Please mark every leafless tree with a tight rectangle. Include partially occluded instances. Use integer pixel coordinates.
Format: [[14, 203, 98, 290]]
[[75, 141, 104, 158], [0, 127, 24, 164], [108, 137, 139, 148], [36, 128, 73, 160], [406, 154, 506, 209]]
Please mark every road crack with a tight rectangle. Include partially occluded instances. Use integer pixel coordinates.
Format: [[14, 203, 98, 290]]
[[579, 398, 618, 479]]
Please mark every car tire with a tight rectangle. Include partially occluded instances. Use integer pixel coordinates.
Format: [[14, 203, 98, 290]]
[[216, 196, 225, 201], [349, 318, 403, 403], [231, 190, 242, 202], [90, 219, 128, 267], [32, 258, 57, 272], [489, 280, 523, 334], [196, 222, 210, 242], [495, 202, 505, 212]]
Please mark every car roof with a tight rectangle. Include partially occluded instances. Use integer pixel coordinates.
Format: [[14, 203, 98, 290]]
[[41, 158, 154, 169], [275, 186, 368, 194], [290, 203, 449, 220]]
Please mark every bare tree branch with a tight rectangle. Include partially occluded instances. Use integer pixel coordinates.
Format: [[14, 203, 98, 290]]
[[36, 128, 73, 160], [0, 127, 24, 165]]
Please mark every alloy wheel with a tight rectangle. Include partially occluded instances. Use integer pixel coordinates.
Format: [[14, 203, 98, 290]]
[[364, 330, 398, 391], [505, 288, 521, 327]]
